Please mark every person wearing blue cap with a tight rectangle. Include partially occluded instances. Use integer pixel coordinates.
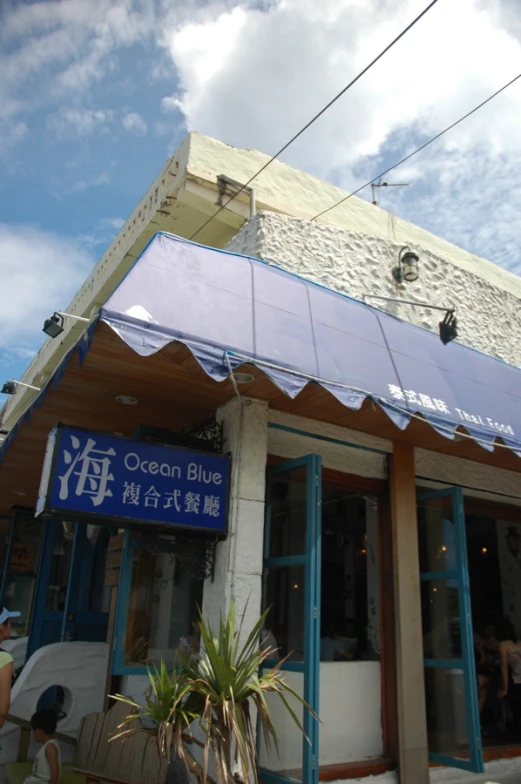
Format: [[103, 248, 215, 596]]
[[0, 605, 21, 730]]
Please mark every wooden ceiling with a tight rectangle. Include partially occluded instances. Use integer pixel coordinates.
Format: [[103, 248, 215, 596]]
[[1, 322, 520, 520]]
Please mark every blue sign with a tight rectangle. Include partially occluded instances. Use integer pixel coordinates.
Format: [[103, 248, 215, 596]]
[[36, 425, 230, 536]]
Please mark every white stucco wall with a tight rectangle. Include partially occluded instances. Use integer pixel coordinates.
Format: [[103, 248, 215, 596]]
[[226, 211, 521, 367]]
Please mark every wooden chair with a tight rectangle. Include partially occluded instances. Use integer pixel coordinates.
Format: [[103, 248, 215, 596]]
[[5, 701, 170, 784]]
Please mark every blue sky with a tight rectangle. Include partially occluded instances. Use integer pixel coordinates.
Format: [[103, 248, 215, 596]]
[[1, 0, 521, 391]]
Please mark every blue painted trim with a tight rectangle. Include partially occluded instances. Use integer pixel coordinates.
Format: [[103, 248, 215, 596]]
[[267, 422, 388, 456], [428, 751, 479, 773], [261, 454, 321, 784], [61, 524, 85, 641], [453, 485, 484, 773], [258, 769, 301, 784], [264, 555, 307, 569], [263, 660, 305, 673], [424, 658, 464, 669], [26, 520, 57, 661], [420, 571, 459, 581], [418, 487, 484, 774]]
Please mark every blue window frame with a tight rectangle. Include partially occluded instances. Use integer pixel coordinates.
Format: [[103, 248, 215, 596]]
[[418, 487, 483, 773], [259, 455, 321, 784]]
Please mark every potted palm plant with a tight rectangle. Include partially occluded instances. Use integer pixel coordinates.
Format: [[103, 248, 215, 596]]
[[112, 604, 313, 784]]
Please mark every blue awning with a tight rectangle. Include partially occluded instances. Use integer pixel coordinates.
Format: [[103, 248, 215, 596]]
[[98, 232, 521, 456]]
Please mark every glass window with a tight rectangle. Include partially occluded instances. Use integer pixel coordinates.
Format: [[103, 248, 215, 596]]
[[4, 516, 43, 636], [267, 472, 307, 559], [124, 539, 203, 668], [264, 565, 305, 662], [320, 490, 380, 662]]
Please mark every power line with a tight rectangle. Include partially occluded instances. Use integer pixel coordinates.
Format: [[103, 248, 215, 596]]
[[189, 0, 441, 241], [311, 72, 521, 222]]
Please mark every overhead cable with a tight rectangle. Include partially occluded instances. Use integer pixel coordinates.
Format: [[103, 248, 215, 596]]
[[188, 0, 441, 241]]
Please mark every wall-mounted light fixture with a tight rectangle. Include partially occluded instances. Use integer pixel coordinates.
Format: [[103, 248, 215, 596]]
[[392, 246, 420, 284], [42, 311, 91, 339], [364, 294, 458, 345], [1, 380, 41, 396]]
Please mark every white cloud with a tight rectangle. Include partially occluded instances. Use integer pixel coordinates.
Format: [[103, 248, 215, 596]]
[[0, 1, 156, 121], [122, 111, 148, 135], [159, 0, 521, 271], [0, 224, 94, 354], [70, 171, 112, 194], [47, 108, 113, 138], [0, 120, 27, 160]]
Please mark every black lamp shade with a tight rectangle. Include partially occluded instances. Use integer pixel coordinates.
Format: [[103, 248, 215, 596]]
[[439, 312, 458, 345], [43, 314, 64, 338], [1, 381, 17, 395]]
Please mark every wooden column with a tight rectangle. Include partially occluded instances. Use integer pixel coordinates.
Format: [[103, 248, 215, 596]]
[[389, 442, 429, 784]]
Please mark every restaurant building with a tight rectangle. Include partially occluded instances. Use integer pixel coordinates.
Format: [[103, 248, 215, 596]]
[[1, 133, 521, 784]]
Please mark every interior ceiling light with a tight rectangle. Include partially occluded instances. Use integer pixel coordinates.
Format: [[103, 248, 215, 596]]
[[1, 380, 41, 396], [115, 395, 138, 405], [392, 246, 420, 284], [43, 311, 91, 339], [234, 372, 255, 385]]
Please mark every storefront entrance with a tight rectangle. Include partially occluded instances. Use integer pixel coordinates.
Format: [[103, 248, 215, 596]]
[[418, 485, 521, 773], [259, 455, 386, 784]]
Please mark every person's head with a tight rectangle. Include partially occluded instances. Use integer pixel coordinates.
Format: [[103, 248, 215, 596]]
[[30, 709, 57, 743], [484, 623, 497, 640], [0, 606, 20, 642], [498, 620, 518, 644]]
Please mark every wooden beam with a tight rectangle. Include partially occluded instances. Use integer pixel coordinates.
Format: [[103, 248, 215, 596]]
[[389, 442, 429, 784]]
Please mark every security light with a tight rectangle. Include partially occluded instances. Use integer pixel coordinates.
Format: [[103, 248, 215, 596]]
[[43, 313, 64, 338], [392, 246, 420, 284], [439, 310, 458, 345], [1, 381, 17, 396], [1, 380, 41, 396], [42, 311, 91, 339], [364, 294, 458, 346]]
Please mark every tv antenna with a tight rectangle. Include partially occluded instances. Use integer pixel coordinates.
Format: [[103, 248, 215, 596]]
[[371, 179, 410, 205]]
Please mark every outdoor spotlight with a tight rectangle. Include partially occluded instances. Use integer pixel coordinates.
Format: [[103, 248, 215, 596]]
[[43, 313, 64, 338], [392, 246, 420, 284], [1, 381, 17, 396], [439, 310, 458, 345]]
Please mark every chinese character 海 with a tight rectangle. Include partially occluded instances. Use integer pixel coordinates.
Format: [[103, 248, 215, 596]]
[[388, 384, 405, 401], [419, 394, 436, 410], [433, 398, 450, 414], [164, 490, 182, 511], [144, 486, 161, 508], [122, 482, 141, 506], [203, 495, 220, 518], [59, 436, 115, 507], [184, 492, 201, 514]]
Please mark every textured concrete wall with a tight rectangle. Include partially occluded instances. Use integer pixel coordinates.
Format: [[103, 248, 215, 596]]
[[226, 212, 521, 367]]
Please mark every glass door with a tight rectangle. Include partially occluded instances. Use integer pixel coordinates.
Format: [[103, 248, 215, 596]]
[[418, 487, 483, 772], [259, 456, 321, 784]]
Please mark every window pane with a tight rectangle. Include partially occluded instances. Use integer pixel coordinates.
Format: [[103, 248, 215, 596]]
[[46, 524, 74, 612], [418, 498, 457, 573], [320, 491, 380, 662], [264, 565, 305, 662], [4, 517, 42, 636], [425, 667, 470, 759], [421, 580, 461, 659], [124, 540, 203, 668], [267, 470, 307, 558]]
